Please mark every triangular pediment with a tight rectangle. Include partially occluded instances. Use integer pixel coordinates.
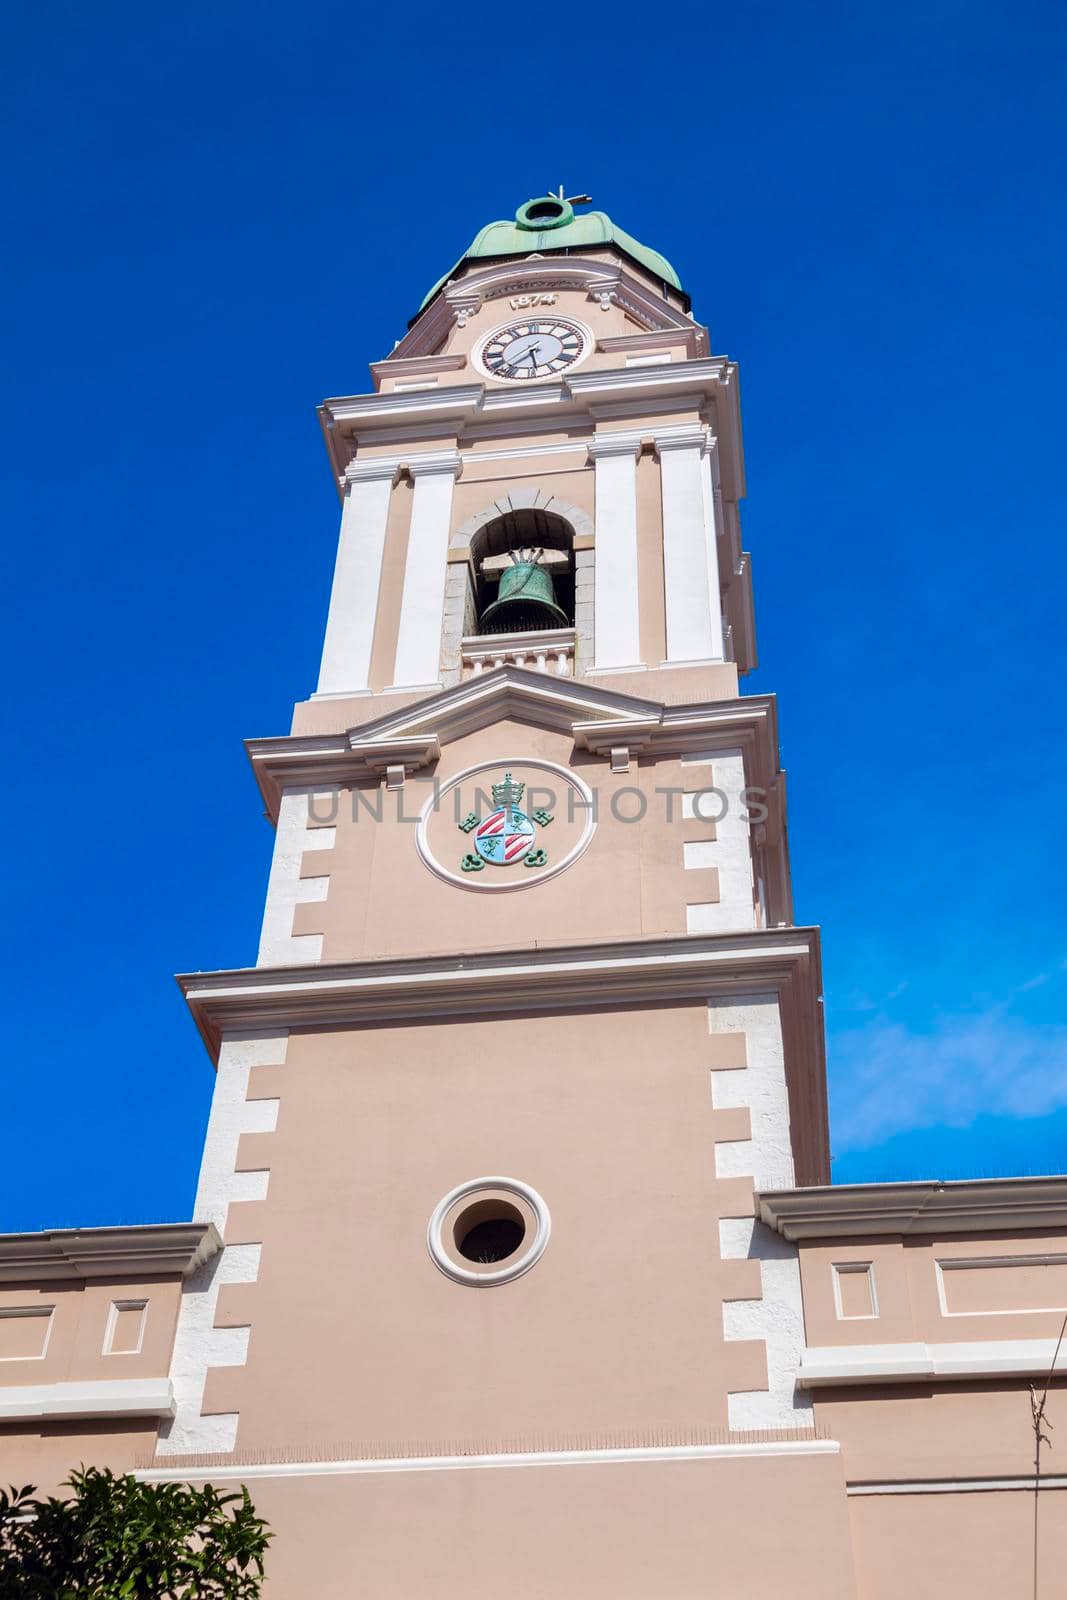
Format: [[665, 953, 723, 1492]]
[[394, 255, 700, 361], [248, 669, 777, 823], [347, 665, 663, 760]]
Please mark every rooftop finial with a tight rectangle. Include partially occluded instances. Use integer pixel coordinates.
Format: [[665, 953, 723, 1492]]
[[555, 184, 592, 206]]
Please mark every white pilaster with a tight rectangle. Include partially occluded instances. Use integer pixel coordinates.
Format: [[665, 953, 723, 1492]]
[[699, 438, 727, 660], [655, 427, 725, 665], [316, 460, 399, 696], [588, 432, 643, 673], [389, 450, 462, 690]]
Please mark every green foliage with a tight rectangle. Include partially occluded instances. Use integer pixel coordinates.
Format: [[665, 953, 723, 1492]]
[[0, 1467, 271, 1599]]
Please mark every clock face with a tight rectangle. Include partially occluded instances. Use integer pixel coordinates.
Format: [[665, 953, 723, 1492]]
[[480, 319, 586, 381]]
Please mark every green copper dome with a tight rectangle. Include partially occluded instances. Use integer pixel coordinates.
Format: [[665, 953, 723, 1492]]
[[416, 194, 684, 315]]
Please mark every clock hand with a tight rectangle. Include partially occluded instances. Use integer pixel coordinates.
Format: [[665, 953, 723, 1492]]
[[505, 343, 539, 373]]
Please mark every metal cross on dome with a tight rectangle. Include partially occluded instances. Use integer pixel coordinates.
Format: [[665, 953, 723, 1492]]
[[553, 186, 592, 206]]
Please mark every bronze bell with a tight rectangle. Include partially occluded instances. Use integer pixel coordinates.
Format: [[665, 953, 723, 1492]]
[[479, 549, 570, 634]]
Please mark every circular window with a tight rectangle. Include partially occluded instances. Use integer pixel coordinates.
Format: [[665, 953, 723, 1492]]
[[428, 1178, 550, 1286], [455, 1199, 526, 1262]]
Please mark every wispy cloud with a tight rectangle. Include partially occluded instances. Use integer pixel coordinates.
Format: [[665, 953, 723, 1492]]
[[828, 1009, 1067, 1151]]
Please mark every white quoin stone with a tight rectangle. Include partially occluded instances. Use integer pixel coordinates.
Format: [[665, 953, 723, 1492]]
[[389, 451, 462, 690], [588, 432, 643, 671], [316, 461, 399, 695], [655, 428, 725, 665]]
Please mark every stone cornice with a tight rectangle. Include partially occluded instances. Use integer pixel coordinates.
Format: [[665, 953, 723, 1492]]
[[178, 923, 818, 1040], [596, 328, 704, 358], [568, 358, 734, 402], [318, 358, 742, 499], [0, 1222, 222, 1284], [758, 1178, 1067, 1240], [369, 353, 468, 386]]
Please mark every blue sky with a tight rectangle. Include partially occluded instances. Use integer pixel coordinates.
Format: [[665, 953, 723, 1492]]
[[3, 0, 1065, 1228]]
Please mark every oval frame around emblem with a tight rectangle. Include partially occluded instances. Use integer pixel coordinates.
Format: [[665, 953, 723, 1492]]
[[415, 757, 597, 893]]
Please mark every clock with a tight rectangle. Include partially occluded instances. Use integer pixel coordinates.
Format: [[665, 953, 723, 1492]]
[[479, 318, 587, 381]]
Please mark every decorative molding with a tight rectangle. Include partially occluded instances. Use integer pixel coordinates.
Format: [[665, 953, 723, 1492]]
[[569, 361, 731, 406], [597, 328, 705, 359], [102, 1298, 148, 1356], [427, 1177, 551, 1286], [848, 1475, 1067, 1496], [653, 424, 712, 455], [341, 447, 460, 490], [461, 440, 589, 464], [461, 628, 574, 679], [586, 430, 643, 460], [348, 735, 441, 775], [414, 756, 596, 894], [0, 1378, 175, 1422], [0, 1224, 221, 1285], [796, 1336, 1067, 1388], [935, 1253, 1067, 1317], [406, 448, 463, 479], [451, 490, 594, 551], [570, 715, 659, 754], [832, 1261, 879, 1321], [247, 669, 782, 808], [758, 1177, 1067, 1240], [138, 1436, 839, 1485], [317, 357, 743, 501], [341, 457, 403, 486], [369, 354, 468, 388], [0, 1306, 54, 1362], [324, 385, 484, 430], [588, 392, 707, 424], [390, 256, 695, 360]]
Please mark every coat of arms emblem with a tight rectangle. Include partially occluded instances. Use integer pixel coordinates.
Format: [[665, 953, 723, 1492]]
[[458, 772, 553, 873]]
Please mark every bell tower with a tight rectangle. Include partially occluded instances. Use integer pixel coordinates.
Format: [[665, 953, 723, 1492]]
[[313, 188, 755, 703], [154, 192, 857, 1597]]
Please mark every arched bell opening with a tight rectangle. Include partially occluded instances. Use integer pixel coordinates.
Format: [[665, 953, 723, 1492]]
[[469, 509, 575, 637]]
